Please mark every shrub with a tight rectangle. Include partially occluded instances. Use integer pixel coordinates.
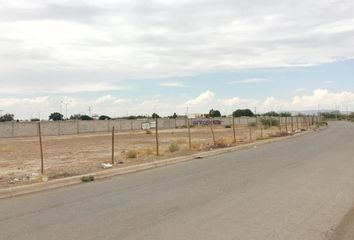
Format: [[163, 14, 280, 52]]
[[215, 137, 233, 148], [316, 121, 328, 128], [126, 150, 137, 158], [260, 117, 279, 127], [224, 125, 231, 128], [191, 141, 202, 150], [81, 175, 95, 182], [248, 122, 257, 127], [169, 143, 179, 152], [145, 130, 152, 134]]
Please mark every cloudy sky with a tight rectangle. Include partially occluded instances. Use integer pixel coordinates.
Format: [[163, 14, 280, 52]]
[[0, 0, 354, 119]]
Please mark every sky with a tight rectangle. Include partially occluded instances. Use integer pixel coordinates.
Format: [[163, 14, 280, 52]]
[[0, 0, 354, 119]]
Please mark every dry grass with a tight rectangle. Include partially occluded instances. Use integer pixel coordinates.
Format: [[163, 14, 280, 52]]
[[191, 141, 203, 150], [126, 150, 138, 158], [137, 147, 154, 157], [175, 138, 187, 144], [0, 125, 305, 188], [215, 137, 234, 148], [0, 147, 12, 153], [168, 143, 180, 152]]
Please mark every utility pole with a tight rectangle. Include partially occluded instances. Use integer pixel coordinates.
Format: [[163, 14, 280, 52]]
[[61, 100, 72, 120], [88, 106, 93, 117]]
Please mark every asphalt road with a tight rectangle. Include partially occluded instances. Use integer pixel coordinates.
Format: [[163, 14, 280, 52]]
[[1, 121, 354, 240]]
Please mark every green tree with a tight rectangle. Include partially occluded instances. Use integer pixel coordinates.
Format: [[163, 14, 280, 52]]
[[209, 109, 221, 118], [152, 113, 160, 119], [0, 113, 15, 122], [80, 115, 93, 120], [280, 112, 292, 117], [263, 111, 279, 117], [232, 109, 254, 117], [49, 112, 64, 121], [99, 115, 111, 120]]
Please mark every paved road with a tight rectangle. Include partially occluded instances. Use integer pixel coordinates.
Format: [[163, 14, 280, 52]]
[[1, 121, 354, 240]]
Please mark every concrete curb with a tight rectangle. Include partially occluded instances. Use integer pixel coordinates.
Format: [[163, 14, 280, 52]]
[[0, 130, 316, 199]]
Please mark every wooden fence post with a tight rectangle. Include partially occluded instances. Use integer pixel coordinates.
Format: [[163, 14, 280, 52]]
[[210, 120, 216, 145], [38, 122, 44, 175], [187, 117, 192, 150], [249, 127, 252, 142], [155, 117, 159, 156], [285, 116, 288, 133], [232, 115, 236, 143], [111, 127, 115, 164]]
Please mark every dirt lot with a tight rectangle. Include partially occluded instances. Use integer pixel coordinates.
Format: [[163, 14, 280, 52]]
[[0, 124, 300, 188]]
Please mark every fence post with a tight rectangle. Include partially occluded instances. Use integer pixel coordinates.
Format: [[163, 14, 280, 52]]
[[232, 115, 236, 143], [278, 116, 282, 134], [285, 116, 288, 133], [111, 127, 115, 164], [155, 117, 159, 156], [11, 121, 15, 137], [249, 127, 252, 142], [38, 122, 44, 175], [291, 117, 294, 132], [210, 120, 216, 145], [187, 117, 192, 150]]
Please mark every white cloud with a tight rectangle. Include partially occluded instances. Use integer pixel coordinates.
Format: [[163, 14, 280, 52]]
[[229, 78, 271, 84], [0, 0, 354, 93], [185, 90, 215, 106], [1, 89, 354, 119], [292, 89, 354, 109]]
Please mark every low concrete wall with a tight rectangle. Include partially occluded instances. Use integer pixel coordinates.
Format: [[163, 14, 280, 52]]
[[0, 116, 321, 138]]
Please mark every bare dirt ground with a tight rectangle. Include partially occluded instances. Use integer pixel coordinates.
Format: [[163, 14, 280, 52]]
[[0, 124, 302, 188]]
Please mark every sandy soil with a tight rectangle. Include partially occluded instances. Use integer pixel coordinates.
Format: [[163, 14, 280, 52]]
[[0, 124, 297, 188]]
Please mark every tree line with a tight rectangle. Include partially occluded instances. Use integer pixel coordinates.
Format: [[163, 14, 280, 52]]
[[1, 109, 353, 122]]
